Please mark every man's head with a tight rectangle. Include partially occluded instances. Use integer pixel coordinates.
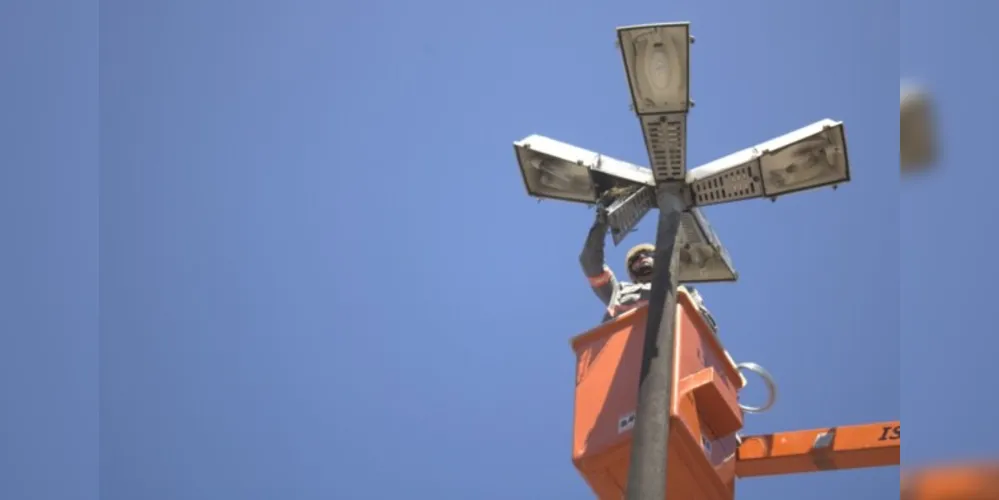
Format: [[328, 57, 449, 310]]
[[625, 243, 655, 283]]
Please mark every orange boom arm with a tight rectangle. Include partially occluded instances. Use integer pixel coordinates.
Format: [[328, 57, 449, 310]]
[[735, 420, 900, 478]]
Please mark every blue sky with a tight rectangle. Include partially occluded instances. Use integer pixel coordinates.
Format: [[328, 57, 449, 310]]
[[6, 0, 991, 499], [901, 0, 999, 466]]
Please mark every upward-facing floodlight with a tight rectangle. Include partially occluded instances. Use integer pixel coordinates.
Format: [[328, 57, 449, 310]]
[[900, 84, 935, 171], [514, 134, 654, 204], [677, 209, 737, 283], [618, 23, 692, 184], [686, 119, 850, 206], [617, 23, 691, 115]]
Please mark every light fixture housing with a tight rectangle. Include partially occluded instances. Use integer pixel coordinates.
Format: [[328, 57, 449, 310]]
[[513, 134, 654, 204], [617, 22, 691, 115], [686, 119, 850, 206], [618, 23, 692, 184], [900, 84, 936, 171], [640, 112, 687, 184], [607, 185, 656, 246], [677, 208, 738, 283]]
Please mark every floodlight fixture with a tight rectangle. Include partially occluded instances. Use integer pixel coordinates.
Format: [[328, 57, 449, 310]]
[[686, 119, 850, 206], [513, 134, 654, 205], [900, 84, 936, 171], [676, 208, 738, 283], [618, 23, 692, 184], [617, 22, 692, 116]]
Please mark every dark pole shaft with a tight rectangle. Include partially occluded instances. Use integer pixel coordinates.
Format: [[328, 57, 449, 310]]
[[624, 189, 684, 500]]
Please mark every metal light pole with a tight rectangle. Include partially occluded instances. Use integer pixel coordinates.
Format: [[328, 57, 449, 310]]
[[624, 188, 683, 500], [613, 23, 695, 500], [512, 21, 852, 500]]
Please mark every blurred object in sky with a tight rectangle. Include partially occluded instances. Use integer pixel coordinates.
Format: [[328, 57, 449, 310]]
[[901, 462, 999, 499], [901, 83, 937, 173]]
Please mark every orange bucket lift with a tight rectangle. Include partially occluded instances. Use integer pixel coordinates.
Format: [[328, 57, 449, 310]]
[[569, 287, 900, 499]]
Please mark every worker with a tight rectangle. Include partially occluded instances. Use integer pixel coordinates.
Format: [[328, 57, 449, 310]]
[[579, 206, 654, 322], [579, 206, 720, 331]]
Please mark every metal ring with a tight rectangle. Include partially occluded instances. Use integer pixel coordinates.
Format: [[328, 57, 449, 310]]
[[736, 362, 778, 414]]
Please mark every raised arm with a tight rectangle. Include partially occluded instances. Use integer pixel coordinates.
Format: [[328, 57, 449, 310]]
[[579, 208, 618, 305]]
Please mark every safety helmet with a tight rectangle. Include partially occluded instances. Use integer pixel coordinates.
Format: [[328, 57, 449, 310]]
[[625, 243, 655, 282]]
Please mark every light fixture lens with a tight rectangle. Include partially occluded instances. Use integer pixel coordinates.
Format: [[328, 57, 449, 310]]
[[648, 47, 670, 91], [518, 151, 595, 202], [530, 158, 575, 191], [633, 31, 682, 108], [765, 139, 838, 189]]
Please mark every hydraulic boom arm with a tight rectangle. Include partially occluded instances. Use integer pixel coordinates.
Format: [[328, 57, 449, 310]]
[[736, 421, 900, 478]]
